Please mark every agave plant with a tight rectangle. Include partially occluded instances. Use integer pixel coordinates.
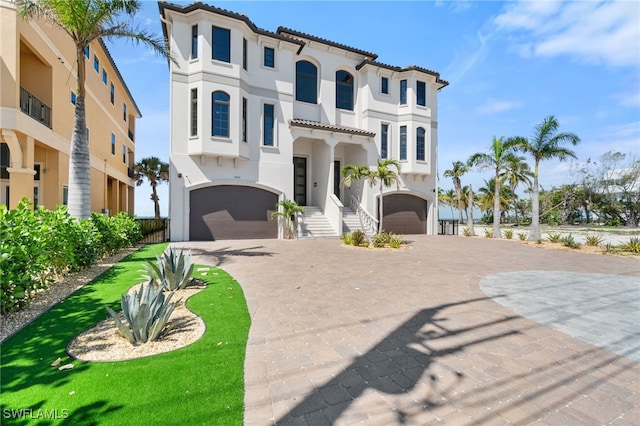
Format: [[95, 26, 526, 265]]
[[106, 279, 180, 344], [145, 246, 195, 291]]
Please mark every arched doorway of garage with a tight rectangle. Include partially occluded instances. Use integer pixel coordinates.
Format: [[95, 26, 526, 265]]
[[379, 193, 428, 234], [189, 185, 278, 240]]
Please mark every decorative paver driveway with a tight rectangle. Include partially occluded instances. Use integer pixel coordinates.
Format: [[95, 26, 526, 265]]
[[182, 236, 640, 425]]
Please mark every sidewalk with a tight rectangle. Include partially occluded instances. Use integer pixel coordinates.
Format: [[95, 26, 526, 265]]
[[182, 236, 640, 425]]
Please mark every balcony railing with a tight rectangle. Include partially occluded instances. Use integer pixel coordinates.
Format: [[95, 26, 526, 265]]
[[20, 87, 52, 128]]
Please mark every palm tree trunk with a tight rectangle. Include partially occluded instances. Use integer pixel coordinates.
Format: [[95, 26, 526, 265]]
[[528, 163, 541, 241], [467, 184, 475, 236], [378, 182, 384, 233], [152, 183, 160, 218], [67, 47, 91, 220], [493, 171, 501, 237], [455, 182, 463, 225]]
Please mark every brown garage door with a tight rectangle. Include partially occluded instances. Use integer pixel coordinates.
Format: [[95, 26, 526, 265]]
[[381, 194, 427, 234], [189, 185, 278, 240]]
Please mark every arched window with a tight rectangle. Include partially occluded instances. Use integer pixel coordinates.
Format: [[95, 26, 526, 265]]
[[212, 91, 229, 137], [336, 70, 353, 110], [296, 60, 317, 104], [416, 127, 426, 161]]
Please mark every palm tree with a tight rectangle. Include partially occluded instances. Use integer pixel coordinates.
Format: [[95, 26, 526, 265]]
[[500, 153, 533, 226], [477, 179, 513, 224], [511, 116, 580, 240], [465, 184, 475, 235], [271, 199, 304, 239], [134, 157, 169, 218], [468, 136, 518, 237], [438, 188, 456, 221], [342, 159, 401, 232], [17, 0, 173, 220], [443, 161, 470, 225]]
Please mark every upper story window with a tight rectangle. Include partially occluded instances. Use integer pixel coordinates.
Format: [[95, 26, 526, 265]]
[[70, 91, 77, 105], [93, 55, 99, 73], [417, 81, 426, 106], [111, 133, 116, 155], [1, 143, 9, 179], [264, 46, 275, 68], [242, 97, 247, 142], [336, 70, 354, 111], [400, 125, 407, 160], [190, 89, 198, 137], [416, 127, 426, 161], [381, 77, 389, 94], [110, 83, 115, 104], [191, 25, 198, 59], [122, 144, 126, 163], [212, 26, 230, 62], [84, 46, 90, 58], [242, 38, 247, 70], [400, 79, 407, 105], [295, 60, 317, 104], [123, 103, 127, 121], [263, 103, 274, 146], [380, 123, 389, 159], [212, 91, 230, 137], [102, 69, 107, 85]]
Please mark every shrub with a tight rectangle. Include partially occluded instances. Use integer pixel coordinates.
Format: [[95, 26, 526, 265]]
[[585, 234, 603, 247], [602, 242, 616, 254], [621, 237, 640, 254], [341, 233, 353, 245], [546, 233, 562, 243], [518, 232, 527, 241], [389, 234, 404, 248], [503, 229, 514, 240], [372, 232, 391, 248], [145, 246, 194, 291], [106, 279, 180, 344], [462, 227, 473, 237], [352, 230, 366, 247], [483, 228, 493, 238], [561, 234, 581, 249]]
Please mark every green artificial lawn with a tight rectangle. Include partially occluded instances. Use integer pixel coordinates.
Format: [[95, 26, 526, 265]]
[[1, 244, 250, 425]]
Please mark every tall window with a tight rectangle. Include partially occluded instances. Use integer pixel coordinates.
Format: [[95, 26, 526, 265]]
[[190, 89, 198, 137], [416, 127, 425, 161], [93, 55, 99, 73], [122, 145, 126, 163], [264, 46, 275, 68], [381, 76, 389, 94], [295, 60, 317, 104], [110, 83, 114, 104], [84, 46, 89, 58], [242, 38, 247, 70], [0, 143, 9, 179], [70, 91, 77, 104], [417, 81, 426, 106], [242, 97, 247, 142], [212, 91, 229, 137], [102, 69, 107, 84], [336, 70, 354, 110], [380, 123, 389, 159], [62, 185, 68, 206], [191, 25, 198, 59], [123, 103, 127, 121], [212, 26, 230, 62], [400, 79, 407, 105], [111, 133, 116, 155], [400, 125, 407, 160], [263, 104, 274, 146]]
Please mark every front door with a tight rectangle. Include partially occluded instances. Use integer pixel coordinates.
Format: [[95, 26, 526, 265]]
[[293, 157, 307, 206], [334, 160, 341, 199]]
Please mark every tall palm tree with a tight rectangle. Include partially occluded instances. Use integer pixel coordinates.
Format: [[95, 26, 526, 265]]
[[134, 157, 169, 218], [511, 116, 580, 240], [500, 153, 532, 226], [466, 184, 475, 235], [443, 161, 469, 225], [438, 188, 456, 221], [477, 179, 513, 224], [468, 136, 518, 237], [17, 0, 173, 220]]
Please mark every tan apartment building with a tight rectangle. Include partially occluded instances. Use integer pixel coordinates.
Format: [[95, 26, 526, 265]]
[[0, 0, 138, 214]]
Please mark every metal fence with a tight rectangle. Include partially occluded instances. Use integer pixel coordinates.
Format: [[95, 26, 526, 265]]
[[438, 220, 459, 236], [136, 218, 170, 243]]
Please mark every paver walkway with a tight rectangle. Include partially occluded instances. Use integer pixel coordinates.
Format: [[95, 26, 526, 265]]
[[182, 236, 640, 425]]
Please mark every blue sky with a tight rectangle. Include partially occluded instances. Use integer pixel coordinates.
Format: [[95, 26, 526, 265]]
[[104, 1, 640, 218]]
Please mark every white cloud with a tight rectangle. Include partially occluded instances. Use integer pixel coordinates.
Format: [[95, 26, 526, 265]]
[[443, 30, 489, 83], [613, 88, 640, 109], [494, 0, 640, 68], [476, 98, 521, 114]]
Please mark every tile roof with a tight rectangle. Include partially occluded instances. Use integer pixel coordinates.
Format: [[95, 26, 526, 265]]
[[276, 27, 377, 60], [356, 60, 449, 88], [289, 119, 376, 137]]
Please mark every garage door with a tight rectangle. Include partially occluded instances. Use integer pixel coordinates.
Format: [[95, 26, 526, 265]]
[[189, 185, 278, 240], [381, 194, 427, 234]]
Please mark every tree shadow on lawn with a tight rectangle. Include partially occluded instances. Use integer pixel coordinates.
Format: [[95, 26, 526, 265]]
[[0, 245, 165, 395]]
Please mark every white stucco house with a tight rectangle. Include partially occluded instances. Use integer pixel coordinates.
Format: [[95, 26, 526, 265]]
[[159, 1, 448, 241]]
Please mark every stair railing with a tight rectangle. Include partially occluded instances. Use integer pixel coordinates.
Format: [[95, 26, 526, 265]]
[[350, 195, 378, 238]]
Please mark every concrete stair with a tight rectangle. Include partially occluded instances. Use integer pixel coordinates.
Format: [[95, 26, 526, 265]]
[[299, 206, 339, 238], [342, 207, 376, 238]]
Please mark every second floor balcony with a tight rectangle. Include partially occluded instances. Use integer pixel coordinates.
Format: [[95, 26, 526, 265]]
[[20, 87, 51, 129]]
